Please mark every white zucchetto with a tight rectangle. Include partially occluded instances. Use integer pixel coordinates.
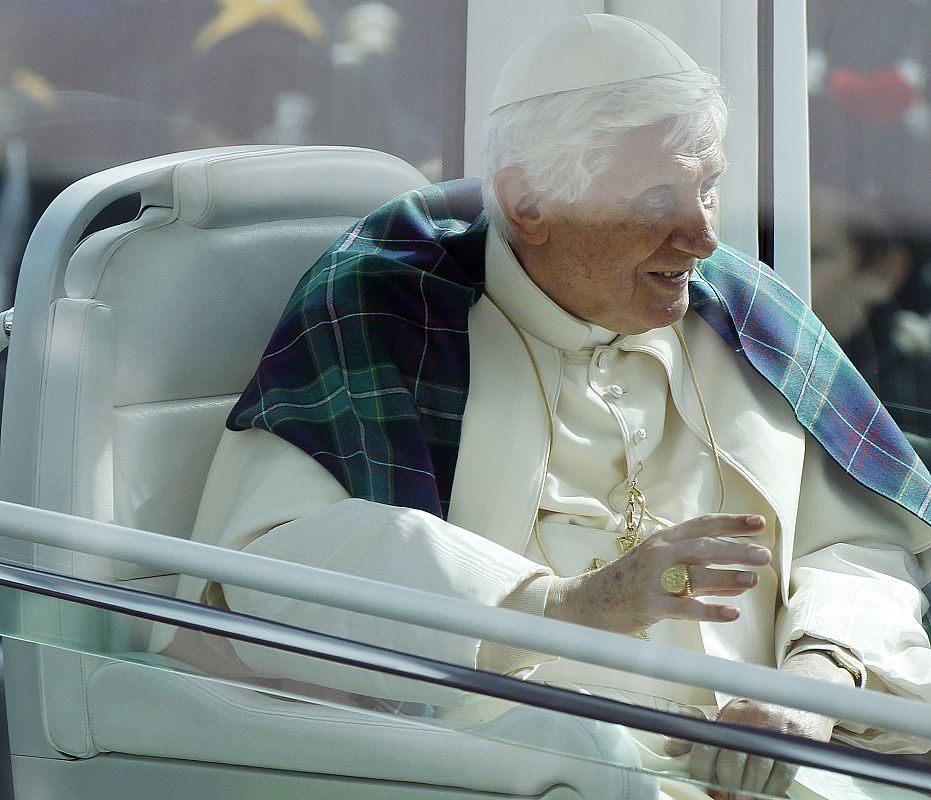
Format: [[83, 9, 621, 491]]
[[489, 14, 700, 112]]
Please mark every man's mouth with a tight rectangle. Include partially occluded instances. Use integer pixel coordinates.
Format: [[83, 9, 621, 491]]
[[645, 269, 692, 291], [647, 269, 690, 280]]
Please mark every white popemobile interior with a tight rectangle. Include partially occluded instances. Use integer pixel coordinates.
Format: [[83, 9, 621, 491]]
[[0, 144, 926, 800], [0, 2, 929, 799]]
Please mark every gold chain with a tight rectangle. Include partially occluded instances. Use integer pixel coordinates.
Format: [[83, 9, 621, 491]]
[[579, 324, 726, 577], [483, 291, 724, 579], [672, 322, 727, 516]]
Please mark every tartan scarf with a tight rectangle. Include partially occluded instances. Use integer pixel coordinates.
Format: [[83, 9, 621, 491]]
[[228, 178, 931, 526]]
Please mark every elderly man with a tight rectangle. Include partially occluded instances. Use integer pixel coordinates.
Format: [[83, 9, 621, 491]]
[[162, 14, 931, 800]]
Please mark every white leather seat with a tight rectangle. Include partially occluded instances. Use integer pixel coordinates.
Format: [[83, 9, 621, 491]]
[[0, 146, 650, 799]]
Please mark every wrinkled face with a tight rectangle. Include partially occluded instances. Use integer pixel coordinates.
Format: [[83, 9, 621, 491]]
[[523, 119, 726, 335]]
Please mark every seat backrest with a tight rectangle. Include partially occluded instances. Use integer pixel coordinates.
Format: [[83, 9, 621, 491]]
[[0, 145, 428, 757], [5, 145, 428, 551]]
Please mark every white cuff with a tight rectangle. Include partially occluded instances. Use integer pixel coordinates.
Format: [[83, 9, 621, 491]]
[[477, 575, 557, 675]]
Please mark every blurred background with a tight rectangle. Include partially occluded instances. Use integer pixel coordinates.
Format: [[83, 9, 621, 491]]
[[0, 0, 467, 310], [807, 0, 931, 420], [0, 0, 930, 434]]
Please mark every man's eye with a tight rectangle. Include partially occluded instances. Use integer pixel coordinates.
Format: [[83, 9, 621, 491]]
[[701, 171, 724, 206], [700, 183, 718, 207]]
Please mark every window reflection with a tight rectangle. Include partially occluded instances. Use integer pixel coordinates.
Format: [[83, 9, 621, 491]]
[[810, 184, 923, 402], [808, 0, 931, 415], [0, 0, 466, 306]]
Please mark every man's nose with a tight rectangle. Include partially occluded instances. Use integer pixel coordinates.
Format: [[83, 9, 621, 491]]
[[668, 200, 718, 259]]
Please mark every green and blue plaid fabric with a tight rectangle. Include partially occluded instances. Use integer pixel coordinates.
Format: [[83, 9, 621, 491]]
[[229, 179, 486, 517], [693, 246, 931, 523], [229, 178, 931, 527]]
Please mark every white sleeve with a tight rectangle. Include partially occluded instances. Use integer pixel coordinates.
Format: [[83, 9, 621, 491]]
[[776, 434, 931, 752], [176, 427, 551, 706]]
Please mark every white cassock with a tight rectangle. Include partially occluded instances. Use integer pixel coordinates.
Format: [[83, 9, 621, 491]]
[[155, 226, 931, 799]]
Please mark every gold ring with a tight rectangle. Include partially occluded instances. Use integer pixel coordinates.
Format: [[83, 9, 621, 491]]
[[661, 564, 693, 596]]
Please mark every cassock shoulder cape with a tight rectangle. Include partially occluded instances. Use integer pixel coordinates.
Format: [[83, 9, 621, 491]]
[[228, 178, 931, 527]]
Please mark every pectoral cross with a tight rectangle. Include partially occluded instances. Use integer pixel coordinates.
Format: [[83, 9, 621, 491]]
[[585, 471, 648, 575], [584, 474, 651, 639], [616, 482, 646, 553]]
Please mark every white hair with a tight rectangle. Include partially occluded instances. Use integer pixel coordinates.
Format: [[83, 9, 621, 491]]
[[479, 72, 729, 236]]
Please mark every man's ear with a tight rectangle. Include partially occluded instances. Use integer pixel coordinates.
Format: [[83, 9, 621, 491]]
[[493, 167, 549, 245]]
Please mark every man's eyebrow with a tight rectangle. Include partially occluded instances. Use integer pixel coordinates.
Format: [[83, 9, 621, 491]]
[[616, 183, 672, 204], [627, 160, 730, 199], [616, 156, 730, 203]]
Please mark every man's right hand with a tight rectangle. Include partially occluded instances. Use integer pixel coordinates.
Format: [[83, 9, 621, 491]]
[[544, 513, 771, 635]]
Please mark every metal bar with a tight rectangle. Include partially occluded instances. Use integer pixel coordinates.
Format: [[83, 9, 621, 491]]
[[2, 560, 930, 794], [770, 0, 812, 301], [757, 0, 775, 268], [0, 500, 930, 742]]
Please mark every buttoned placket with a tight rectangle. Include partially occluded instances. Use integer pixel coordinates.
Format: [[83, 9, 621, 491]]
[[589, 344, 646, 522]]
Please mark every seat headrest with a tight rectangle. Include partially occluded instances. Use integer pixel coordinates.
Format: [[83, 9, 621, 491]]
[[174, 147, 429, 229]]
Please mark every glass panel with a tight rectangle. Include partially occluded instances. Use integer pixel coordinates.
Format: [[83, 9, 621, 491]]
[[0, 3, 927, 797], [0, 540, 931, 798], [0, 0, 467, 302], [1, 552, 930, 799], [808, 0, 931, 420], [806, 0, 931, 653]]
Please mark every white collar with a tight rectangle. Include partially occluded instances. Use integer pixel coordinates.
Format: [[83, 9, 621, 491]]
[[484, 225, 619, 352]]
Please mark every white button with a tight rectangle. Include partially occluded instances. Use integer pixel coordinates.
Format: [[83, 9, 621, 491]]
[[632, 428, 648, 443], [608, 384, 624, 398]]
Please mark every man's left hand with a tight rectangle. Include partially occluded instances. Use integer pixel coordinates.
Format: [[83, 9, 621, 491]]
[[671, 649, 856, 798], [688, 696, 833, 798]]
